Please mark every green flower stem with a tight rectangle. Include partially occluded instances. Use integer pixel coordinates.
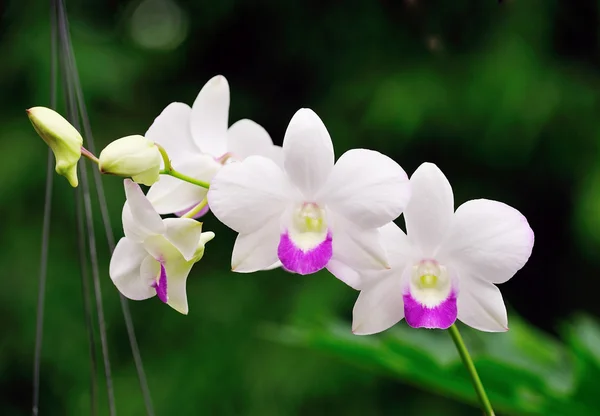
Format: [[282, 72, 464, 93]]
[[448, 324, 495, 416], [156, 143, 210, 189], [182, 199, 208, 218], [159, 169, 210, 189], [81, 146, 99, 164], [156, 143, 172, 171]]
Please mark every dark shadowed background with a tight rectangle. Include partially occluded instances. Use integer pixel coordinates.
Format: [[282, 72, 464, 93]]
[[1, 0, 600, 415]]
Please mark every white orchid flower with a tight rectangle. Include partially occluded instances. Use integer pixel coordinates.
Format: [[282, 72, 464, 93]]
[[207, 108, 411, 276], [145, 75, 282, 217], [352, 163, 534, 334], [109, 179, 215, 314]]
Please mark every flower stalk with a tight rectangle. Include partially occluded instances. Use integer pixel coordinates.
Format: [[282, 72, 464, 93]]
[[448, 324, 495, 416], [81, 146, 99, 164], [156, 143, 210, 189], [156, 143, 172, 172], [182, 199, 208, 218]]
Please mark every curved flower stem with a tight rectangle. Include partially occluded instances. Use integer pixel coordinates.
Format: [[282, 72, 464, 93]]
[[156, 143, 210, 189], [159, 169, 210, 189], [155, 143, 172, 171], [182, 198, 208, 218], [81, 146, 99, 164], [448, 324, 495, 416]]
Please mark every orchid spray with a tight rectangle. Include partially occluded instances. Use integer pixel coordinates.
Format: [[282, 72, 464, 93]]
[[30, 65, 533, 415]]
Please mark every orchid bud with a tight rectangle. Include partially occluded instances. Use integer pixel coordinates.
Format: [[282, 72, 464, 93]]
[[98, 135, 162, 186], [27, 106, 83, 187]]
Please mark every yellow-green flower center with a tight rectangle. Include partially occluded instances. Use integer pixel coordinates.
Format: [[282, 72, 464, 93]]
[[419, 274, 438, 288], [409, 259, 452, 308], [293, 203, 326, 234]]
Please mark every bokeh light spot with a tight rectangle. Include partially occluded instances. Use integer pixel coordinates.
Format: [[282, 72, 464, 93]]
[[129, 0, 189, 51]]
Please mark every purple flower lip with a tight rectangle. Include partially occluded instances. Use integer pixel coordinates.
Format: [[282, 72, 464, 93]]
[[152, 263, 168, 304], [277, 231, 333, 275], [403, 290, 457, 329]]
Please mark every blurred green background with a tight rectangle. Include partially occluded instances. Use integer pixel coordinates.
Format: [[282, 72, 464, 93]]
[[3, 0, 600, 414]]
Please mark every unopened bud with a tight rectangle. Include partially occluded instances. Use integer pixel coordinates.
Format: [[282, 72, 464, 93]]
[[98, 135, 162, 186], [27, 107, 83, 187]]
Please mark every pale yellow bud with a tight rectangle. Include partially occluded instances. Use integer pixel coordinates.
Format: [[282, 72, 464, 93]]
[[98, 135, 162, 186], [27, 106, 83, 187]]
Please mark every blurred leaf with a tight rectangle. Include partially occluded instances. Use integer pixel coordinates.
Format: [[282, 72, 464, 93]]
[[264, 314, 579, 415]]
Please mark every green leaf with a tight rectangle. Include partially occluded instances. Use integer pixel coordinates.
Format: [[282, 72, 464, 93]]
[[264, 314, 577, 415]]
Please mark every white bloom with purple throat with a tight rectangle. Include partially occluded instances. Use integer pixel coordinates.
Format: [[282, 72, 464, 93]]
[[352, 163, 534, 334], [109, 179, 214, 314], [208, 108, 411, 276], [145, 75, 283, 217]]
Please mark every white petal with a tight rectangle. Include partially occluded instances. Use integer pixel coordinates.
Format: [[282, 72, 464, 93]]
[[404, 163, 454, 257], [122, 179, 164, 242], [328, 222, 413, 290], [146, 155, 220, 215], [145, 102, 198, 166], [457, 276, 508, 332], [162, 218, 204, 261], [319, 149, 410, 228], [379, 222, 417, 268], [352, 270, 406, 335], [208, 155, 296, 234], [139, 255, 160, 284], [264, 261, 282, 270], [282, 108, 334, 198], [326, 259, 361, 289], [164, 258, 194, 315], [227, 120, 283, 167], [231, 218, 280, 272], [227, 119, 274, 159], [143, 234, 180, 262], [440, 199, 534, 284], [328, 213, 390, 284], [190, 75, 229, 157], [109, 238, 156, 300], [199, 231, 215, 246], [142, 234, 195, 314], [261, 145, 284, 168]]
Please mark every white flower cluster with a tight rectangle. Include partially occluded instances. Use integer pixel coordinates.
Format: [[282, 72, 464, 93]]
[[28, 75, 534, 333]]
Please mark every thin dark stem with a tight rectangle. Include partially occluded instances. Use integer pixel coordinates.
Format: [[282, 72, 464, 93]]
[[80, 160, 117, 416], [32, 2, 57, 414], [75, 183, 98, 416], [57, 0, 116, 414], [32, 149, 54, 416], [58, 1, 154, 413]]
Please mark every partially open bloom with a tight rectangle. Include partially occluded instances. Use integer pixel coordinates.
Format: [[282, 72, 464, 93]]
[[145, 75, 282, 217], [109, 179, 214, 314], [98, 135, 162, 186], [352, 163, 534, 334], [27, 106, 83, 187], [208, 108, 411, 276]]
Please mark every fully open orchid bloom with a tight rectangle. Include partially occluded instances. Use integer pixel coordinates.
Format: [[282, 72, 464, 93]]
[[208, 108, 411, 276], [145, 75, 283, 217], [109, 179, 215, 314], [352, 162, 534, 334]]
